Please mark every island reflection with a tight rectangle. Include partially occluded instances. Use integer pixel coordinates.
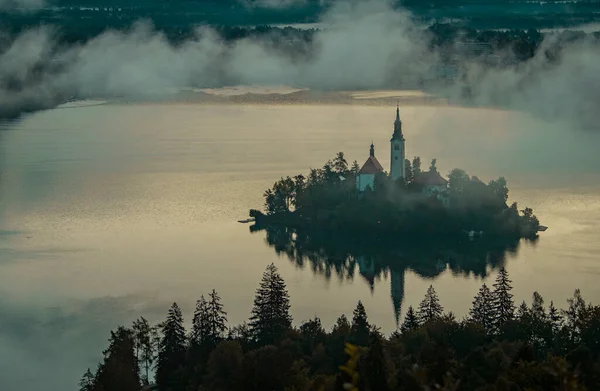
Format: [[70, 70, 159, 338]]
[[251, 222, 535, 324]]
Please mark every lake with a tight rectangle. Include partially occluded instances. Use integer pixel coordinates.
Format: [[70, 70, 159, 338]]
[[1, 98, 600, 391]]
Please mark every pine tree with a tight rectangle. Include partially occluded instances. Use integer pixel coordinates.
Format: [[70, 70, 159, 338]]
[[350, 160, 360, 175], [191, 295, 210, 346], [548, 300, 563, 333], [417, 285, 443, 324], [412, 156, 421, 176], [517, 301, 530, 319], [249, 263, 292, 345], [469, 283, 494, 333], [404, 159, 414, 183], [492, 268, 515, 329], [93, 326, 141, 391], [400, 306, 420, 333], [208, 289, 228, 345], [363, 333, 391, 391], [531, 291, 546, 320], [78, 368, 95, 391], [157, 302, 187, 390], [132, 317, 154, 384], [350, 300, 370, 346]]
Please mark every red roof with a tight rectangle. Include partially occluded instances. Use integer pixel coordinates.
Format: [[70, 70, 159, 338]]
[[414, 170, 448, 186], [358, 156, 384, 174]]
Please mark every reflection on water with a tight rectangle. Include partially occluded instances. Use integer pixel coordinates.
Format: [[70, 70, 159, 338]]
[[1, 102, 600, 391], [254, 222, 528, 323]]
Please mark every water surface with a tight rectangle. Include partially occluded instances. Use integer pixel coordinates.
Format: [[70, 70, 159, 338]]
[[1, 102, 600, 391]]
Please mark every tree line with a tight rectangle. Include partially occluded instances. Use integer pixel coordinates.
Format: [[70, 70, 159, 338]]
[[80, 263, 600, 391]]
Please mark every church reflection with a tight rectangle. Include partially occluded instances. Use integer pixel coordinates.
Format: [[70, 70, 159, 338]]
[[250, 223, 529, 325]]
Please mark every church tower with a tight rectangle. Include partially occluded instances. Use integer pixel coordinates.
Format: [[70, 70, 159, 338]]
[[390, 105, 406, 182]]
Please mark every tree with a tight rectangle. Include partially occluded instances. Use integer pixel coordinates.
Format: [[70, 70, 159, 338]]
[[548, 301, 563, 333], [531, 291, 546, 321], [492, 268, 515, 329], [412, 156, 421, 176], [417, 285, 444, 324], [157, 303, 187, 391], [448, 168, 470, 196], [205, 340, 244, 391], [488, 177, 509, 204], [264, 177, 296, 214], [249, 263, 292, 345], [333, 152, 348, 174], [363, 333, 392, 391], [350, 301, 370, 346], [208, 289, 228, 345], [132, 317, 154, 384], [78, 368, 95, 391], [429, 158, 437, 173], [469, 283, 494, 333], [517, 301, 530, 319], [400, 306, 420, 333], [191, 295, 210, 346], [404, 159, 414, 183], [93, 326, 141, 391], [350, 160, 360, 175]]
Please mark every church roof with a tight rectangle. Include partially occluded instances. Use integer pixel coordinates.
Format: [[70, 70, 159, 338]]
[[414, 170, 448, 186], [358, 156, 384, 174]]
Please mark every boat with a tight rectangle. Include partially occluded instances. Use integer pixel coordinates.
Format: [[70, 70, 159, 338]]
[[537, 225, 548, 232], [238, 218, 256, 223]]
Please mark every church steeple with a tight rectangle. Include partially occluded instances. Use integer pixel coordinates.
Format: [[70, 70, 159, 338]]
[[369, 142, 375, 157], [392, 103, 404, 141]]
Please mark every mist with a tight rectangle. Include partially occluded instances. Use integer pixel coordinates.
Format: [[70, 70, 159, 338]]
[[1, 0, 599, 130]]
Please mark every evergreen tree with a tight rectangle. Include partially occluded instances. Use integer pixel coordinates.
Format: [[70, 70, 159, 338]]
[[350, 160, 360, 175], [93, 326, 140, 391], [208, 289, 228, 345], [492, 268, 515, 329], [350, 301, 370, 346], [548, 300, 563, 333], [429, 158, 437, 172], [400, 306, 420, 333], [469, 283, 494, 333], [191, 295, 210, 346], [517, 301, 530, 319], [132, 317, 153, 384], [157, 302, 187, 391], [412, 156, 421, 176], [249, 263, 292, 345], [333, 152, 348, 174], [417, 285, 444, 324], [531, 291, 546, 320], [404, 159, 414, 183], [78, 368, 95, 391], [363, 333, 391, 391]]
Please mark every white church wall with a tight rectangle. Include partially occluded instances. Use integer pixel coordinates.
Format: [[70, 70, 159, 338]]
[[357, 173, 375, 191]]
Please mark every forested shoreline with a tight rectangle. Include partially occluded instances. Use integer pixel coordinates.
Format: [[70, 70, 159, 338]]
[[80, 263, 600, 391], [252, 152, 541, 239]]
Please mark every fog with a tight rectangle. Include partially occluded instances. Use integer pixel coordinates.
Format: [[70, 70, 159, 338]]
[[0, 0, 44, 11], [1, 0, 600, 129]]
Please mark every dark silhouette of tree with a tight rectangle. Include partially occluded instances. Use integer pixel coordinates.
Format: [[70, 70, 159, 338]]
[[531, 291, 546, 320], [132, 317, 153, 384], [191, 295, 210, 346], [548, 300, 563, 333], [400, 306, 420, 333], [333, 152, 348, 174], [448, 168, 470, 196], [429, 158, 437, 173], [208, 289, 228, 345], [470, 283, 494, 333], [417, 285, 443, 324], [404, 159, 414, 183], [362, 333, 392, 391], [205, 340, 244, 391], [492, 267, 515, 329], [412, 156, 421, 176], [350, 160, 360, 175], [93, 326, 140, 391], [78, 368, 95, 391], [516, 301, 530, 319], [249, 263, 292, 345], [350, 301, 370, 346], [157, 302, 187, 391]]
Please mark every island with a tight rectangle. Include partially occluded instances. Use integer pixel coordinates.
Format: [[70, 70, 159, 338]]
[[249, 105, 541, 240]]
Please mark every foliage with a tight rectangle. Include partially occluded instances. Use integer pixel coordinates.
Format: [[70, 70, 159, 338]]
[[469, 283, 494, 333], [157, 303, 187, 391], [492, 267, 515, 330], [417, 285, 444, 324], [84, 268, 600, 391], [249, 263, 292, 345], [255, 151, 541, 239]]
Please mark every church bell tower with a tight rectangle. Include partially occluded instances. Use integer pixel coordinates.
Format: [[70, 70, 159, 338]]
[[390, 105, 406, 182]]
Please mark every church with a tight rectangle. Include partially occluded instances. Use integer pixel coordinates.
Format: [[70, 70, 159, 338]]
[[356, 105, 450, 206]]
